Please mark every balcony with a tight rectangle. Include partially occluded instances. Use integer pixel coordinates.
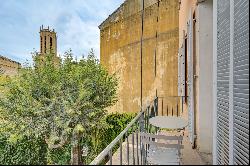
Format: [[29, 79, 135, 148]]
[[89, 97, 212, 165]]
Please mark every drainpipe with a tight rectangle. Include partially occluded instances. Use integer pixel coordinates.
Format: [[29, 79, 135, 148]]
[[140, 0, 145, 111]]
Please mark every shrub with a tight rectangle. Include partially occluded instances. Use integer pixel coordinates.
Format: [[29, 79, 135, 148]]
[[0, 112, 136, 165], [0, 135, 47, 165]]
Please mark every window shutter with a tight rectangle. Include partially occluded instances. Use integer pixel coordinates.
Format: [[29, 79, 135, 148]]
[[214, 0, 249, 165], [187, 10, 195, 145], [215, 0, 231, 164], [178, 50, 181, 96], [233, 0, 249, 165], [178, 43, 186, 97]]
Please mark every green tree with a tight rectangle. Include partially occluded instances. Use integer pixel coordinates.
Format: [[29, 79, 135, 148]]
[[0, 49, 118, 164], [0, 67, 4, 75]]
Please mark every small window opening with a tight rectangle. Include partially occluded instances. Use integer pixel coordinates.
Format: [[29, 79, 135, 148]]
[[40, 36, 42, 53], [50, 37, 53, 51], [44, 36, 47, 53]]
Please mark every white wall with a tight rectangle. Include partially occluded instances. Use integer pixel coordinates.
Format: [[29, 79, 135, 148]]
[[196, 0, 213, 153], [179, 0, 213, 154]]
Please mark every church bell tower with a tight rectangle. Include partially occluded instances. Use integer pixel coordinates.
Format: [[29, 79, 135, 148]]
[[39, 25, 57, 55]]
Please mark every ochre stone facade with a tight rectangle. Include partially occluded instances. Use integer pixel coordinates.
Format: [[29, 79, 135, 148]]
[[0, 55, 21, 76], [99, 0, 179, 113]]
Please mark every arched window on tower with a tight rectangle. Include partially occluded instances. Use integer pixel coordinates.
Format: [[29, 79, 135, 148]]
[[44, 36, 47, 53], [40, 36, 42, 53], [50, 37, 53, 52]]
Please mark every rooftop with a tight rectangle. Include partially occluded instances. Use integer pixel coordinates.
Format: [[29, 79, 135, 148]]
[[40, 25, 56, 33], [0, 55, 21, 65], [99, 0, 126, 29]]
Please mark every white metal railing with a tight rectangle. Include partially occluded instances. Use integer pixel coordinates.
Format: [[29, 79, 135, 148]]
[[89, 96, 184, 165]]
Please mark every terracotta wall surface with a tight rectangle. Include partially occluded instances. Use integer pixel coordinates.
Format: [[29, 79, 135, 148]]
[[100, 0, 179, 113]]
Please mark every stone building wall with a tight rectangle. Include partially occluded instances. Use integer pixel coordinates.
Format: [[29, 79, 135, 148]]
[[0, 55, 21, 76], [99, 0, 179, 113]]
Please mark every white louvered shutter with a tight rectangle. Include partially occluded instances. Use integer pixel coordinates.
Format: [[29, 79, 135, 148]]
[[215, 0, 231, 164], [233, 0, 249, 165], [214, 0, 249, 165], [178, 43, 185, 97], [187, 10, 194, 145], [178, 50, 181, 96]]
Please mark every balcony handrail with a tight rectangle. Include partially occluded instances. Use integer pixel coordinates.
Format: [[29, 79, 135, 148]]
[[89, 110, 145, 165], [157, 96, 183, 98], [89, 96, 184, 165]]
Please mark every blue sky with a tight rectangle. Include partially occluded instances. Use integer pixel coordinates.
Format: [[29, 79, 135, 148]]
[[0, 0, 124, 64]]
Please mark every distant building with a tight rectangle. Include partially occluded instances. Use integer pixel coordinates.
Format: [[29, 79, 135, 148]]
[[40, 25, 57, 55], [0, 55, 21, 76], [35, 25, 60, 65]]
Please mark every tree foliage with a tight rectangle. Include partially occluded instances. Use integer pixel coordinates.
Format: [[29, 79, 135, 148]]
[[47, 112, 136, 165], [0, 67, 4, 75], [0, 112, 135, 165], [0, 134, 47, 165], [0, 50, 118, 161]]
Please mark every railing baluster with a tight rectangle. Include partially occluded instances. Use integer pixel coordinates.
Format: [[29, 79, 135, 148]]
[[109, 149, 112, 165], [139, 123, 142, 165], [127, 132, 129, 165], [132, 126, 135, 165], [136, 127, 139, 165], [147, 108, 149, 130], [162, 99, 164, 116], [143, 138, 146, 165], [139, 113, 145, 165], [89, 110, 146, 165], [90, 96, 186, 165], [177, 104, 179, 117], [167, 105, 169, 116], [153, 100, 156, 117], [147, 106, 150, 132], [145, 137, 148, 165], [120, 138, 123, 165], [182, 96, 184, 114], [156, 97, 158, 116], [149, 124, 152, 134], [144, 139, 147, 165]]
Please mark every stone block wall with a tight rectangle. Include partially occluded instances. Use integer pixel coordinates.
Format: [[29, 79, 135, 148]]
[[100, 0, 179, 113]]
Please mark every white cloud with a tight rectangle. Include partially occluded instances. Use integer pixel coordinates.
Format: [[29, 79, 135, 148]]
[[0, 0, 124, 64], [59, 12, 100, 58]]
